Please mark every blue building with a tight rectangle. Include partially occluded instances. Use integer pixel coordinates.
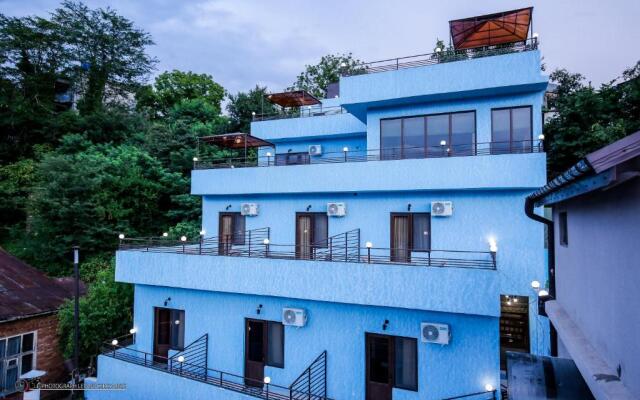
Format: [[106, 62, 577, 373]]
[[93, 8, 550, 400]]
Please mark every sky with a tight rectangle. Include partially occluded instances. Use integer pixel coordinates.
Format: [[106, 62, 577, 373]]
[[2, 0, 639, 96]]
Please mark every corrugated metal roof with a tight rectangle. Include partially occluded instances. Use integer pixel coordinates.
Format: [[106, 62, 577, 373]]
[[0, 248, 78, 322]]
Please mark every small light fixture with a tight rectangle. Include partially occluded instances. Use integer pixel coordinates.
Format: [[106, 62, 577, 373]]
[[531, 280, 541, 289], [334, 95, 338, 99], [532, 32, 539, 39], [340, 62, 347, 68], [257, 304, 263, 314], [538, 134, 545, 140], [251, 111, 256, 116], [199, 229, 206, 236], [306, 205, 312, 211], [164, 297, 171, 306], [118, 233, 125, 239], [440, 140, 446, 146], [382, 319, 389, 330], [435, 47, 442, 53], [485, 383, 494, 392], [488, 238, 498, 253], [343, 146, 349, 152], [193, 157, 198, 162], [111, 339, 118, 346], [162, 232, 168, 237], [174, 319, 180, 325], [264, 376, 271, 384], [129, 328, 137, 334], [365, 241, 373, 248], [263, 238, 270, 245], [266, 152, 272, 157], [235, 138, 242, 144], [225, 204, 232, 210], [177, 355, 185, 363], [538, 289, 549, 297], [180, 236, 187, 242], [407, 203, 412, 211]]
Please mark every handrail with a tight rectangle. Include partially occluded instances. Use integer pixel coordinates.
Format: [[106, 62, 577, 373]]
[[253, 106, 346, 121], [168, 333, 208, 379], [345, 38, 538, 76], [119, 228, 496, 270], [289, 351, 327, 400], [102, 335, 328, 400], [442, 389, 497, 400], [194, 140, 544, 170]]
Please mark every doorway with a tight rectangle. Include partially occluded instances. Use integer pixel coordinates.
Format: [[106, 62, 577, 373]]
[[499, 294, 530, 370], [390, 213, 430, 262], [245, 319, 266, 387], [366, 333, 394, 400], [153, 307, 185, 364], [295, 212, 328, 259], [219, 212, 245, 255]]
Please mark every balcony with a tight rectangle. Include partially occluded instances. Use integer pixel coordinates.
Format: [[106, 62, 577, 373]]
[[116, 229, 500, 317], [191, 142, 546, 196], [97, 333, 329, 400]]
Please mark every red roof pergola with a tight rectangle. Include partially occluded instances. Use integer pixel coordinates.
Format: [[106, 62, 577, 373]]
[[449, 7, 533, 50], [266, 90, 321, 108]]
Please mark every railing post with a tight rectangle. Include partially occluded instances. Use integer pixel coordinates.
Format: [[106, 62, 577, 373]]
[[266, 383, 270, 400], [144, 352, 147, 366], [308, 368, 312, 400], [367, 247, 371, 264], [345, 234, 348, 262], [199, 235, 203, 255], [248, 230, 252, 256], [329, 237, 333, 261]]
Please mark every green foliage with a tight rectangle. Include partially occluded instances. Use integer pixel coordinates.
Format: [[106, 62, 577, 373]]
[[137, 70, 225, 117], [289, 53, 364, 98], [0, 159, 35, 231], [51, 1, 157, 114], [57, 262, 133, 366], [227, 85, 277, 132], [544, 63, 640, 176]]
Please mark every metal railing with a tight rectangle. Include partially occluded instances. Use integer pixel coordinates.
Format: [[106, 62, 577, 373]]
[[168, 334, 208, 379], [101, 334, 329, 400], [345, 38, 538, 76], [253, 106, 347, 121], [442, 389, 497, 400], [119, 228, 496, 270], [194, 140, 544, 170], [289, 351, 327, 400]]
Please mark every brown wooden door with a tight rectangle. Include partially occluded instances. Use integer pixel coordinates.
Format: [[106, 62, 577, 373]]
[[390, 214, 411, 262], [296, 213, 314, 259], [219, 213, 236, 254], [153, 308, 171, 363], [245, 319, 267, 387], [366, 333, 394, 400]]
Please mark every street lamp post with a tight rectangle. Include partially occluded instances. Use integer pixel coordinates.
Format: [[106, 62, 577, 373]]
[[72, 246, 80, 398]]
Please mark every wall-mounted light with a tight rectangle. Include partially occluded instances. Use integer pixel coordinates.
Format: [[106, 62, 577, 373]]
[[407, 203, 412, 211], [226, 204, 232, 210], [164, 297, 171, 306], [382, 319, 390, 330], [257, 304, 263, 315], [531, 280, 541, 290]]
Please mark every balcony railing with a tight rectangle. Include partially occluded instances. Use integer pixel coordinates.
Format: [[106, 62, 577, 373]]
[[194, 139, 543, 170], [253, 106, 347, 121], [344, 38, 539, 76], [102, 333, 330, 400], [119, 228, 496, 270]]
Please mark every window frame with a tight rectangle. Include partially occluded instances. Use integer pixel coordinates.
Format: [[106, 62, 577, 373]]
[[275, 152, 310, 166], [393, 336, 418, 392], [265, 321, 285, 369], [559, 211, 568, 247], [0, 331, 37, 394], [379, 110, 477, 159], [218, 212, 246, 246], [490, 105, 533, 153], [389, 212, 432, 254]]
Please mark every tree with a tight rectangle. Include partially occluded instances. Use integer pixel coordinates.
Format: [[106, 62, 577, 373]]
[[544, 62, 640, 176], [137, 70, 225, 118], [227, 85, 277, 132], [58, 260, 133, 367], [51, 1, 157, 114], [289, 53, 364, 98]]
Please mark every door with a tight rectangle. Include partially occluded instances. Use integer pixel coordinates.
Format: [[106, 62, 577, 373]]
[[366, 333, 394, 400], [390, 214, 411, 262], [245, 319, 267, 387], [153, 308, 171, 363], [500, 295, 530, 370], [219, 212, 244, 255], [296, 214, 313, 259]]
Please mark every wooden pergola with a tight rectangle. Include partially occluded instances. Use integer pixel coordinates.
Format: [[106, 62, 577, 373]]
[[449, 7, 533, 50], [199, 132, 274, 159]]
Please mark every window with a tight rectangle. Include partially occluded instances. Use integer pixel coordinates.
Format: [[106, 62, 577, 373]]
[[394, 337, 418, 391], [491, 106, 533, 154], [170, 309, 185, 350], [390, 213, 431, 262], [380, 111, 476, 159], [0, 332, 37, 394], [411, 214, 431, 251], [266, 321, 284, 368], [559, 211, 568, 246], [296, 212, 329, 259]]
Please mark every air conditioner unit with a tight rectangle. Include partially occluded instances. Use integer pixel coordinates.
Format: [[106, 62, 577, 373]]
[[431, 201, 453, 217], [240, 203, 259, 216], [327, 202, 346, 217], [421, 322, 450, 345], [282, 308, 307, 327], [308, 145, 323, 156]]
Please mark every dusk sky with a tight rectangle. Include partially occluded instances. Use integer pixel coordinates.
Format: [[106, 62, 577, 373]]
[[3, 0, 639, 96]]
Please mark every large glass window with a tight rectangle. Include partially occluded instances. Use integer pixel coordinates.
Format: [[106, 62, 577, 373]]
[[394, 337, 418, 391], [169, 310, 185, 351], [266, 321, 284, 368], [381, 111, 476, 159], [491, 106, 533, 154], [1, 332, 37, 394]]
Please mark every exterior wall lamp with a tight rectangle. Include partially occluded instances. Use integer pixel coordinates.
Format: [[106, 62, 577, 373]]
[[382, 319, 389, 330], [257, 304, 263, 314]]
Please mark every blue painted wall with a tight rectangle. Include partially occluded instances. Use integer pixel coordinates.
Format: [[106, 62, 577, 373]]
[[96, 285, 499, 399]]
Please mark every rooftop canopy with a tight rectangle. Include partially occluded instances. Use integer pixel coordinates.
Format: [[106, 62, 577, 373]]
[[266, 90, 321, 108], [449, 7, 533, 50], [199, 132, 274, 149]]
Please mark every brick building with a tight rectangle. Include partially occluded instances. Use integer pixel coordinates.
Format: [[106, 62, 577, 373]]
[[0, 248, 80, 398]]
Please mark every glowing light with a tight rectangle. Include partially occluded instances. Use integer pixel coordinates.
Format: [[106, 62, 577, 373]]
[[192, 157, 198, 162], [263, 238, 270, 245], [251, 111, 256, 116], [266, 152, 272, 157], [365, 241, 373, 248], [538, 134, 545, 140], [264, 376, 271, 384], [531, 280, 541, 289], [485, 384, 494, 392], [488, 238, 498, 253], [435, 47, 442, 53], [343, 147, 349, 152], [162, 232, 168, 237], [533, 32, 539, 38], [118, 234, 125, 239], [177, 356, 185, 363], [180, 236, 187, 242], [111, 339, 118, 346], [129, 328, 137, 334], [538, 289, 549, 297], [174, 320, 180, 325], [199, 230, 206, 236], [440, 140, 446, 146]]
